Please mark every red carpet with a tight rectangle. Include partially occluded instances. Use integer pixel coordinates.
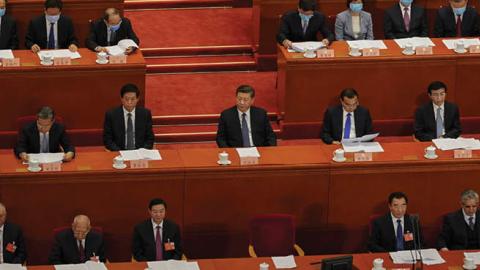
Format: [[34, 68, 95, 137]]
[[125, 8, 252, 48], [145, 71, 277, 116]]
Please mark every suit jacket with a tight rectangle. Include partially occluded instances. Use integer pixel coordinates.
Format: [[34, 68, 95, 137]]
[[320, 104, 373, 144], [433, 6, 480, 37], [2, 222, 27, 264], [368, 213, 424, 252], [277, 10, 334, 44], [414, 101, 461, 141], [132, 219, 182, 261], [103, 106, 155, 151], [216, 106, 277, 148], [86, 17, 140, 51], [25, 14, 78, 49], [335, 10, 374, 41], [384, 4, 428, 39], [437, 209, 480, 250], [48, 229, 105, 264], [0, 15, 19, 49], [14, 121, 75, 158]]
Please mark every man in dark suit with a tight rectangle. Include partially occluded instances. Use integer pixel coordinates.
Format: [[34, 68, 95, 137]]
[[49, 215, 105, 264], [433, 0, 480, 37], [25, 0, 78, 53], [368, 192, 424, 252], [86, 8, 139, 54], [216, 85, 277, 148], [437, 189, 480, 250], [132, 198, 182, 261], [0, 203, 27, 264], [14, 106, 75, 162], [414, 81, 461, 141], [384, 0, 428, 39], [277, 0, 334, 49], [103, 83, 154, 151], [0, 0, 19, 49], [321, 88, 373, 144]]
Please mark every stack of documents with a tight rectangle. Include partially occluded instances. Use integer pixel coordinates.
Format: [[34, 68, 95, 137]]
[[119, 148, 162, 161], [0, 264, 27, 270], [347, 40, 387, 50], [147, 260, 200, 270], [0, 50, 14, 59], [288, 41, 325, 52], [54, 262, 108, 270], [442, 38, 480, 49], [235, 147, 261, 157], [37, 50, 82, 60], [464, 252, 480, 264], [389, 249, 445, 265], [394, 37, 435, 48], [341, 133, 384, 152], [106, 39, 139, 56], [27, 153, 64, 163], [272, 255, 297, 269], [432, 138, 480, 150]]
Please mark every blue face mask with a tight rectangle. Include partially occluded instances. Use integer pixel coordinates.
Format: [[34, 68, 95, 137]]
[[110, 22, 121, 31], [453, 6, 466, 16], [349, 3, 363, 13], [46, 14, 60, 23], [299, 13, 313, 22], [400, 0, 413, 6], [0, 8, 5, 17]]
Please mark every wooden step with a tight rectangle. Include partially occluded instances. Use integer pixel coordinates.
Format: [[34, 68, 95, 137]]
[[146, 55, 256, 73]]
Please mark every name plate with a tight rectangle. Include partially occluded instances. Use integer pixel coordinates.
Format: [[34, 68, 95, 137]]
[[42, 162, 62, 172], [317, 49, 334, 58], [354, 152, 372, 162], [53, 57, 71, 66], [110, 54, 127, 64], [362, 48, 380, 57], [469, 45, 480, 53], [415, 46, 433, 55], [240, 156, 259, 166], [454, 149, 472, 159], [2, 58, 20, 67], [130, 159, 149, 169]]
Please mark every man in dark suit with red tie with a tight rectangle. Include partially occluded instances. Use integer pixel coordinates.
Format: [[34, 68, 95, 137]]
[[0, 203, 27, 264], [132, 198, 182, 261], [216, 85, 277, 148], [0, 0, 19, 49], [433, 0, 480, 37], [384, 0, 428, 39]]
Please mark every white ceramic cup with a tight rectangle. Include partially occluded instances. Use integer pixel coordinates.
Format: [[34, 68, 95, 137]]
[[333, 148, 345, 160], [28, 158, 40, 170], [218, 152, 229, 163], [350, 45, 360, 55], [97, 52, 108, 62], [464, 257, 475, 269], [305, 46, 315, 57], [405, 43, 414, 52], [425, 146, 436, 157], [373, 258, 384, 269], [42, 53, 53, 63], [456, 40, 465, 51], [259, 262, 269, 270], [113, 156, 124, 167]]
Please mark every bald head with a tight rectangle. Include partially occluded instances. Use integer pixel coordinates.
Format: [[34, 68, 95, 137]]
[[0, 203, 6, 226], [72, 215, 91, 240], [104, 7, 121, 25]]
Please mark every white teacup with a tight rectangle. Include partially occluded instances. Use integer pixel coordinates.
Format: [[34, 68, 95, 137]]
[[259, 262, 269, 270], [42, 53, 53, 63], [373, 258, 384, 269], [97, 52, 108, 62], [305, 46, 316, 57], [464, 257, 476, 269], [456, 40, 465, 52], [28, 158, 40, 170], [404, 42, 414, 53], [333, 148, 345, 160], [113, 156, 124, 167], [218, 151, 229, 164], [350, 45, 360, 55], [425, 146, 437, 158]]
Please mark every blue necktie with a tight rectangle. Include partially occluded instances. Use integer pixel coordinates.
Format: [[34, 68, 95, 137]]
[[48, 22, 55, 49], [343, 113, 352, 139], [241, 113, 251, 147], [436, 107, 443, 138], [396, 219, 404, 251]]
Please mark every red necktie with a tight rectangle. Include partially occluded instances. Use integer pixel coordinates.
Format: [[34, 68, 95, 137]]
[[155, 225, 163, 261], [78, 240, 86, 262], [403, 7, 410, 32], [456, 15, 462, 37]]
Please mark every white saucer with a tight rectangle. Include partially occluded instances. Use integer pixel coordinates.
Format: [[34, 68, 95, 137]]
[[402, 50, 415, 56], [217, 160, 231, 165], [96, 59, 109, 64], [454, 48, 467, 54], [463, 264, 476, 270], [372, 268, 385, 270], [332, 157, 346, 162], [349, 51, 362, 57], [303, 52, 316, 58], [27, 166, 42, 172], [424, 154, 438, 160], [113, 163, 127, 169], [40, 61, 53, 66]]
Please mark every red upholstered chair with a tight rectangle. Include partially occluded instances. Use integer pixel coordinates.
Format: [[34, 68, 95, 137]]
[[248, 214, 305, 257]]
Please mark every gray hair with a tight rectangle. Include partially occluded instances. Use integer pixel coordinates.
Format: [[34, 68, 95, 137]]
[[37, 106, 55, 120], [461, 189, 479, 204]]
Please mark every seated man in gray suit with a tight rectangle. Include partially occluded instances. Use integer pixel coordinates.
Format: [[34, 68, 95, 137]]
[[335, 0, 374, 40]]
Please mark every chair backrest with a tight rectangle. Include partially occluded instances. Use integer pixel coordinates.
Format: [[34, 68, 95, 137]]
[[249, 214, 296, 257]]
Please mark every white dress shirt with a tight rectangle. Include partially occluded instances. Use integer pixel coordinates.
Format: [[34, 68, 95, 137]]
[[238, 108, 254, 146], [391, 214, 405, 234], [151, 219, 163, 241], [45, 18, 59, 49], [341, 109, 356, 139], [433, 103, 445, 136], [463, 209, 476, 225], [123, 107, 136, 147]]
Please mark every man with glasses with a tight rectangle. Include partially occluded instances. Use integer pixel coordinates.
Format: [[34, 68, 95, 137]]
[[14, 106, 75, 162], [320, 88, 373, 144], [414, 81, 461, 141]]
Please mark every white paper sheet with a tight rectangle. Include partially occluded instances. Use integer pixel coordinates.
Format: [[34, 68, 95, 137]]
[[0, 50, 14, 59], [389, 249, 445, 265], [27, 153, 64, 163], [84, 262, 108, 270], [54, 264, 87, 270], [0, 264, 27, 270], [106, 39, 139, 56], [433, 138, 480, 150], [347, 40, 387, 50], [342, 133, 379, 144], [235, 147, 261, 157], [442, 38, 480, 49], [342, 142, 384, 153], [464, 252, 480, 265], [394, 37, 435, 49], [119, 148, 162, 161], [147, 260, 200, 270], [37, 49, 81, 60], [288, 41, 325, 52], [272, 255, 297, 269]]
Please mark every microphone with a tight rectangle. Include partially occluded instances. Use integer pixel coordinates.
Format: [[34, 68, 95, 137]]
[[410, 214, 423, 270]]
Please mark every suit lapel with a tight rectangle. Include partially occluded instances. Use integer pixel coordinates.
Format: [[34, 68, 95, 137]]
[[68, 230, 80, 262], [346, 13, 353, 37], [387, 214, 397, 247], [57, 16, 65, 47], [335, 106, 344, 139], [117, 107, 126, 148], [427, 103, 436, 132], [33, 124, 41, 152], [250, 108, 256, 144], [354, 108, 361, 136], [40, 16, 48, 46], [444, 102, 451, 129], [233, 108, 242, 141]]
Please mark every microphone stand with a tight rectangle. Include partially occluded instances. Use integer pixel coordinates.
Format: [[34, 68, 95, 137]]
[[413, 214, 423, 270]]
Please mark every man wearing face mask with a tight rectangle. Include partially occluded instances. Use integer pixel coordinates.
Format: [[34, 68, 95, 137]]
[[277, 0, 334, 49], [384, 0, 428, 39], [25, 0, 78, 53], [86, 7, 139, 54], [433, 0, 479, 37], [0, 0, 19, 49]]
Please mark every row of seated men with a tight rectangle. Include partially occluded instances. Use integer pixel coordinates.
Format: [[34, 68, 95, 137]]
[[0, 0, 139, 53], [11, 79, 459, 162], [2, 190, 480, 264], [277, 0, 478, 48]]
